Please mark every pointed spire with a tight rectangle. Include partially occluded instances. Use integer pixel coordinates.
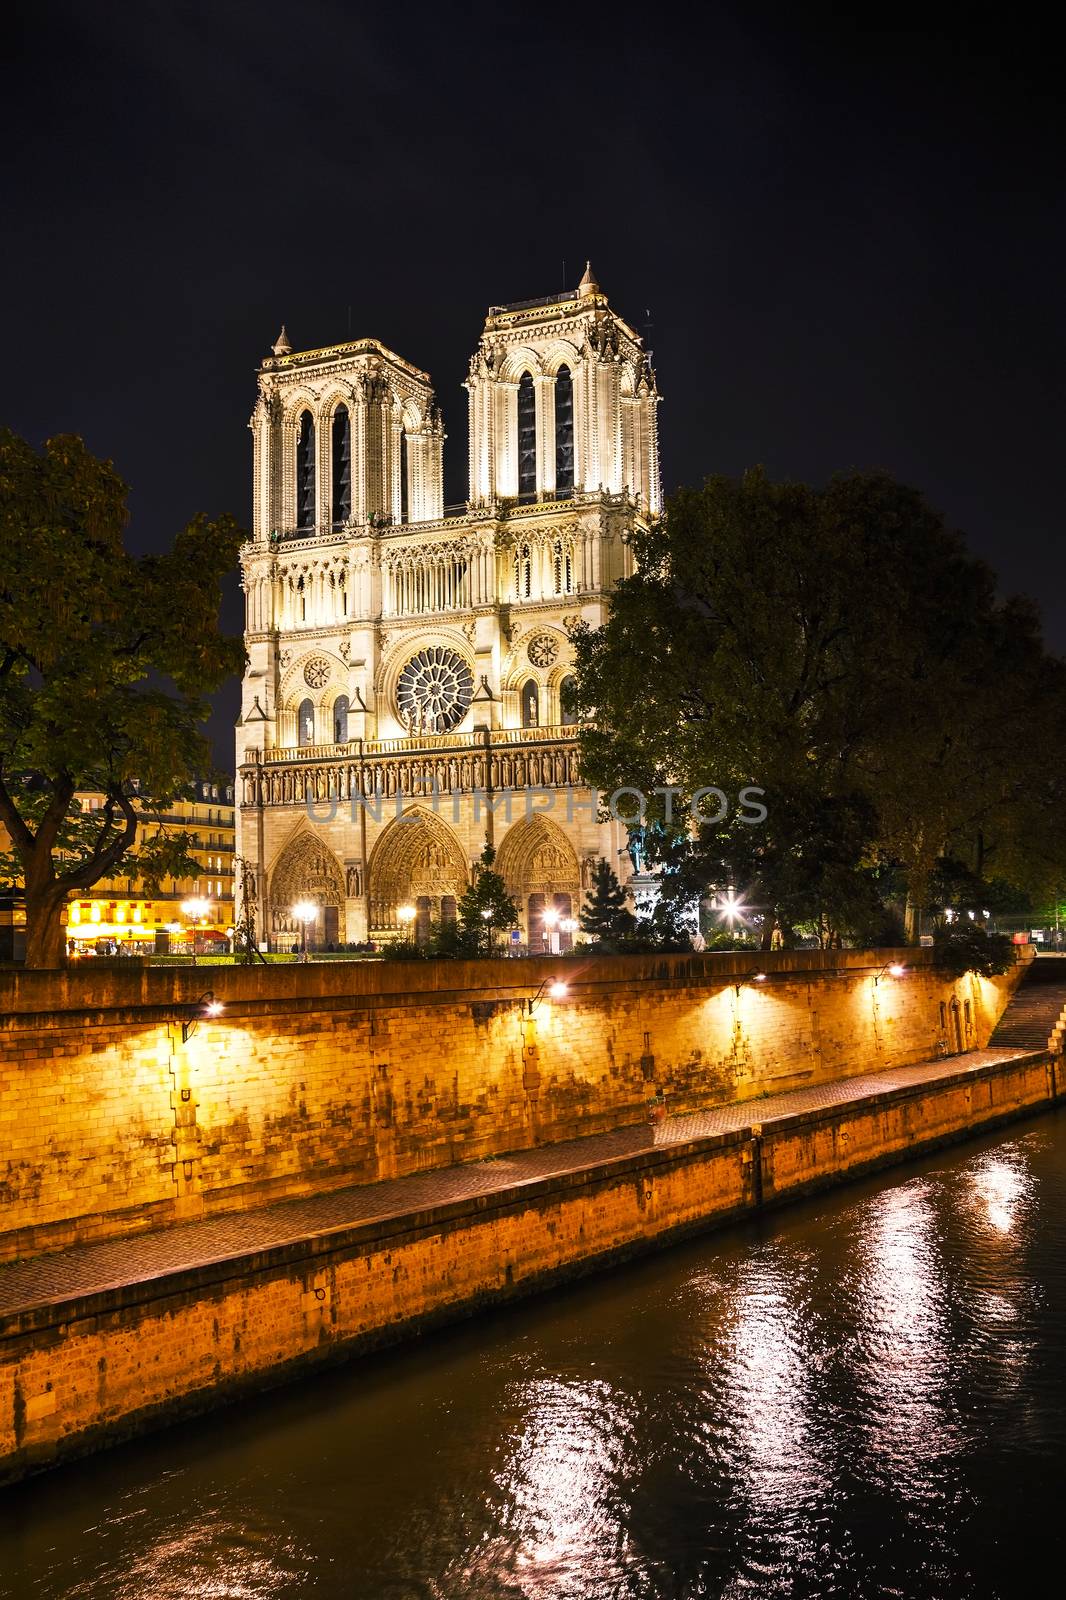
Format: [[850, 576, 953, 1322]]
[[272, 324, 292, 357], [578, 261, 600, 297]]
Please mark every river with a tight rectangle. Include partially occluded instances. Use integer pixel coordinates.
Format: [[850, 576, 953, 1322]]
[[1, 1112, 1064, 1600]]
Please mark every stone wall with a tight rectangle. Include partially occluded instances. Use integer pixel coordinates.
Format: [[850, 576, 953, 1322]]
[[0, 1043, 1055, 1485], [0, 950, 1025, 1261]]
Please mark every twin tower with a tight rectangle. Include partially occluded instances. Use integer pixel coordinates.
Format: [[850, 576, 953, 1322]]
[[236, 268, 662, 950]]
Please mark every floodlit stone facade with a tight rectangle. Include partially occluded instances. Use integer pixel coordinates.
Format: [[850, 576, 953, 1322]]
[[236, 268, 662, 948]]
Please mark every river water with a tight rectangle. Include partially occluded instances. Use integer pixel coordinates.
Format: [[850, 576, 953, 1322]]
[[2, 1112, 1065, 1600]]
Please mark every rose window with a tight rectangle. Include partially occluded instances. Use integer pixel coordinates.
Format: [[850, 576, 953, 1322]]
[[303, 656, 331, 689], [526, 632, 559, 669], [396, 647, 474, 734]]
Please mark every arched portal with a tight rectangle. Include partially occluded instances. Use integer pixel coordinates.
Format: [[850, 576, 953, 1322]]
[[367, 809, 468, 937], [496, 815, 580, 948], [268, 831, 345, 949]]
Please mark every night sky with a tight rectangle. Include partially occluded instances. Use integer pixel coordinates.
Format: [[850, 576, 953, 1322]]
[[3, 1, 1062, 767]]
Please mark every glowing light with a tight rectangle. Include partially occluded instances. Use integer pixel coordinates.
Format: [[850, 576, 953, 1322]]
[[549, 981, 569, 1000], [559, 917, 579, 935], [888, 963, 906, 977], [541, 907, 560, 929], [90, 904, 102, 923], [396, 903, 416, 925], [181, 897, 211, 921], [719, 889, 746, 927], [291, 900, 317, 924], [204, 998, 224, 1018]]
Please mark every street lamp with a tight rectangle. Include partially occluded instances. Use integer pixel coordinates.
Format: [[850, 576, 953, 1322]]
[[480, 906, 493, 958], [180, 990, 224, 1045], [559, 915, 578, 949], [541, 905, 561, 955], [397, 903, 416, 942], [292, 899, 317, 961], [180, 898, 211, 965], [526, 977, 570, 1014]]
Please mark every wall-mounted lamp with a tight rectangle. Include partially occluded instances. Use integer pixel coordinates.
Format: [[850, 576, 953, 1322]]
[[874, 962, 907, 984], [180, 990, 224, 1044], [526, 978, 570, 1014], [734, 969, 768, 995]]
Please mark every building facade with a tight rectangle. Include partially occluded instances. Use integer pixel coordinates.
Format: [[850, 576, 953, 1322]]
[[236, 267, 661, 949], [66, 780, 236, 953], [0, 781, 236, 959]]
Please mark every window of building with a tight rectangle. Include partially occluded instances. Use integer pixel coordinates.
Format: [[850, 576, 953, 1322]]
[[560, 674, 578, 727], [521, 679, 539, 728], [298, 697, 315, 747], [334, 694, 349, 743], [555, 365, 574, 494], [400, 429, 409, 525], [514, 542, 532, 599], [296, 410, 315, 530], [297, 575, 306, 622], [332, 404, 351, 526], [517, 372, 536, 499]]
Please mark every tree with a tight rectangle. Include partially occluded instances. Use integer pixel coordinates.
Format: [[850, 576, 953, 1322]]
[[456, 842, 519, 955], [570, 469, 1066, 946], [932, 923, 1013, 979], [0, 431, 245, 966], [579, 857, 635, 941]]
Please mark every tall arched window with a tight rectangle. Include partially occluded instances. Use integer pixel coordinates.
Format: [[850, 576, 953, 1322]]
[[521, 679, 539, 728], [298, 698, 315, 747], [296, 411, 315, 531], [517, 372, 536, 499], [555, 365, 574, 494], [514, 542, 533, 600], [560, 674, 578, 727], [331, 405, 351, 527], [400, 429, 409, 525], [333, 694, 349, 743]]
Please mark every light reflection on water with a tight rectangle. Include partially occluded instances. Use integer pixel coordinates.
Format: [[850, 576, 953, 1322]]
[[2, 1116, 1065, 1600]]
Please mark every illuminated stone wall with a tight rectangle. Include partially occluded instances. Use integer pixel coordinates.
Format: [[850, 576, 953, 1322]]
[[1, 1043, 1055, 1486], [0, 950, 1025, 1263]]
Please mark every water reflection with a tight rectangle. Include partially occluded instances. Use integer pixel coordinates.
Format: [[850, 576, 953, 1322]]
[[0, 1120, 1062, 1600]]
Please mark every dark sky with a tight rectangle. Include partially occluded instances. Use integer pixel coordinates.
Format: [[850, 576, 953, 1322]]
[[3, 1, 1063, 767]]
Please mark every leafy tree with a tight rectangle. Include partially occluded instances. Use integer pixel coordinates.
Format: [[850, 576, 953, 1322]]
[[0, 431, 244, 966], [579, 858, 635, 941], [932, 923, 1014, 978], [456, 841, 519, 956], [570, 468, 1066, 947]]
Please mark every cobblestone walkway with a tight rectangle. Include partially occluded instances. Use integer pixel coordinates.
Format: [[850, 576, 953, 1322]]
[[0, 1047, 1033, 1321]]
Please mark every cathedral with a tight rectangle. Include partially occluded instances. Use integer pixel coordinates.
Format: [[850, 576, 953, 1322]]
[[235, 266, 661, 950]]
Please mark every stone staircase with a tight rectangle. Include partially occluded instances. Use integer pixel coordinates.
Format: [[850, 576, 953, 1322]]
[[989, 956, 1066, 1054]]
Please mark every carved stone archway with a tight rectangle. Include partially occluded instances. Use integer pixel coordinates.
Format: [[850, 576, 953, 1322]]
[[495, 815, 580, 948], [268, 830, 345, 948], [367, 809, 468, 936]]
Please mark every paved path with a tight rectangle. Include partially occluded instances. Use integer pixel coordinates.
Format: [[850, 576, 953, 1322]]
[[0, 1047, 1035, 1321]]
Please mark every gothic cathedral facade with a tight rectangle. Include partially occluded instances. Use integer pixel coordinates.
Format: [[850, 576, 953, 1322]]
[[235, 266, 661, 949]]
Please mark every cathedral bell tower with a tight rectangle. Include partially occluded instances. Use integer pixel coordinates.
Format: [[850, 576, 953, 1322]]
[[464, 262, 660, 513]]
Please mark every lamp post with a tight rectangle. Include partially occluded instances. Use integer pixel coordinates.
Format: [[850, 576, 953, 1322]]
[[481, 906, 493, 958], [397, 903, 416, 944], [559, 915, 578, 951], [180, 898, 211, 964], [292, 899, 317, 961], [541, 904, 560, 955]]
